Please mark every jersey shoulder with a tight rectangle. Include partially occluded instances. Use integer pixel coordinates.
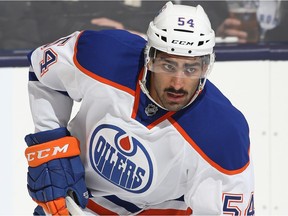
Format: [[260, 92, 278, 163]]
[[75, 30, 146, 91], [172, 80, 250, 174]]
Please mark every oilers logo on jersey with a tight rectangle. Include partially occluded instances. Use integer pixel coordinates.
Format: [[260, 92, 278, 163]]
[[89, 124, 154, 193]]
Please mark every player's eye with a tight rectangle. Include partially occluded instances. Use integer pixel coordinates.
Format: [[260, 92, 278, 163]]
[[162, 63, 176, 73], [184, 65, 202, 77], [184, 67, 197, 76]]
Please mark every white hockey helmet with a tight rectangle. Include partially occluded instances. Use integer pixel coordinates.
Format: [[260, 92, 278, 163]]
[[146, 1, 215, 58], [140, 1, 216, 110]]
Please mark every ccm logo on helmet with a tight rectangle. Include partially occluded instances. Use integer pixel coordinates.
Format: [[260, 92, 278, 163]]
[[171, 40, 194, 46]]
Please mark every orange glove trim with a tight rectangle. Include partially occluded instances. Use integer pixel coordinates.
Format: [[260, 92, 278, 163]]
[[25, 136, 80, 167], [36, 197, 69, 216]]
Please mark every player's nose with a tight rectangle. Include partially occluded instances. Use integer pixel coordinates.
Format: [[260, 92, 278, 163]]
[[170, 76, 184, 89]]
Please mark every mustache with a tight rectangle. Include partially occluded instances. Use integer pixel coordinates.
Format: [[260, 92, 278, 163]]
[[164, 87, 188, 95]]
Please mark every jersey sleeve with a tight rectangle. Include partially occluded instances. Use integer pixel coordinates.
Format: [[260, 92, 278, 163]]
[[183, 131, 255, 215], [27, 31, 82, 132]]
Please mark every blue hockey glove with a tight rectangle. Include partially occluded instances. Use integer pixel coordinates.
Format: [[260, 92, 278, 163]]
[[24, 127, 88, 215]]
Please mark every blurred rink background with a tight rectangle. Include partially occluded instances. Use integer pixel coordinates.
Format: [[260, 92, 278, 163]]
[[1, 1, 288, 215]]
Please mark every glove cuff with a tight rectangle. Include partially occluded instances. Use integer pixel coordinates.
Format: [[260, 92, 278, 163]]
[[25, 127, 70, 146], [25, 136, 80, 167]]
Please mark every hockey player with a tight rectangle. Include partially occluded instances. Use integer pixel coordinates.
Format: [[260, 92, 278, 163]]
[[24, 1, 254, 215]]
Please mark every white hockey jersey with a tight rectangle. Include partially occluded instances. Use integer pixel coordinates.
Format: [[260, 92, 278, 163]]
[[27, 29, 254, 215]]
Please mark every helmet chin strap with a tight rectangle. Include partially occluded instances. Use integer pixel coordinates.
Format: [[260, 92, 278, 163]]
[[139, 66, 206, 111], [139, 67, 168, 110]]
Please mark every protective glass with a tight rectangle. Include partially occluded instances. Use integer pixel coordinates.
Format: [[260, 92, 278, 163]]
[[148, 54, 214, 79]]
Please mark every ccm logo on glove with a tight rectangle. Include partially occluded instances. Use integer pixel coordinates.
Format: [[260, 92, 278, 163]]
[[25, 137, 80, 167]]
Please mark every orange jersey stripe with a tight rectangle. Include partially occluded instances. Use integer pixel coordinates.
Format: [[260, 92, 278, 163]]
[[25, 136, 80, 167], [87, 199, 118, 215], [146, 111, 175, 129], [138, 207, 192, 215], [131, 68, 144, 119]]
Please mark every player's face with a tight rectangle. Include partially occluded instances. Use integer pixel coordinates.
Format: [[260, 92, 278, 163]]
[[149, 53, 205, 111]]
